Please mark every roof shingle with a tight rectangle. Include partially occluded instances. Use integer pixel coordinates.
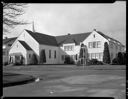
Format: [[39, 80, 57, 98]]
[[19, 40, 32, 50], [3, 37, 17, 44], [25, 29, 123, 46], [55, 32, 91, 45], [26, 30, 58, 46]]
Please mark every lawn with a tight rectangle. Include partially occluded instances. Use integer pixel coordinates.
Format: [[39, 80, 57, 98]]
[[3, 65, 126, 98], [3, 72, 36, 87]]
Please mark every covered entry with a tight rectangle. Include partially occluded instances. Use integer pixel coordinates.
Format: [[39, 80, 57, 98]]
[[9, 53, 25, 65]]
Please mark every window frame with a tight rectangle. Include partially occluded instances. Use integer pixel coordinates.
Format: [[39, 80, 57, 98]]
[[54, 50, 56, 59], [49, 50, 51, 59]]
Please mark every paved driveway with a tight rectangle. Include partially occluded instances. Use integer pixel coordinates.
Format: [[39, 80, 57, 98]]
[[3, 65, 126, 98]]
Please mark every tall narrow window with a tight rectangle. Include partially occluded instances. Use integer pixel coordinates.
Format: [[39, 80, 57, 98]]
[[88, 42, 93, 48], [76, 54, 77, 60], [93, 34, 95, 38], [29, 54, 31, 58], [97, 41, 101, 48], [93, 42, 97, 48], [49, 50, 51, 59], [54, 50, 56, 59]]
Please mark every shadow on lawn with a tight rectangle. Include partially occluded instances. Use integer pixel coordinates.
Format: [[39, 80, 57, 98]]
[[3, 72, 36, 88]]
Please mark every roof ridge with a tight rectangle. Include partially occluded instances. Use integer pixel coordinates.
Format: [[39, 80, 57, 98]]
[[97, 31, 122, 44], [19, 40, 32, 50], [25, 29, 55, 38], [55, 32, 91, 37]]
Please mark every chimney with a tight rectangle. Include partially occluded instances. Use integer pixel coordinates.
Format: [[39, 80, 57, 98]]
[[93, 29, 96, 31], [68, 33, 71, 35]]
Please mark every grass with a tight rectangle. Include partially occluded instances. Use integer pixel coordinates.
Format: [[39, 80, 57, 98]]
[[3, 72, 36, 87], [3, 65, 126, 98]]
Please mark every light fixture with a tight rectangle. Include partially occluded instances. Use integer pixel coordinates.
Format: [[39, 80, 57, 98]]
[[3, 45, 6, 49]]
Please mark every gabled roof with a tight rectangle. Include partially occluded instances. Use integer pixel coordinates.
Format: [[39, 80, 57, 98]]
[[26, 30, 58, 46], [19, 40, 32, 51], [24, 29, 123, 47], [3, 37, 17, 44], [55, 32, 91, 46], [97, 31, 123, 45]]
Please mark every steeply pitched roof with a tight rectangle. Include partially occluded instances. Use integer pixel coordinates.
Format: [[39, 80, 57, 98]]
[[97, 31, 123, 45], [19, 40, 32, 50], [3, 37, 17, 44], [55, 32, 91, 45], [26, 30, 58, 46], [25, 29, 123, 47]]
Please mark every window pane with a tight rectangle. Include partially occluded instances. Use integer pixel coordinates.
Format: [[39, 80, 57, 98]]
[[49, 50, 51, 58], [64, 45, 74, 51], [54, 50, 56, 58], [97, 41, 101, 48], [96, 53, 99, 58], [93, 42, 96, 48]]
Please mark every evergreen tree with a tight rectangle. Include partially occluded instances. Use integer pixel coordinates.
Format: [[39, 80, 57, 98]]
[[31, 53, 38, 65], [123, 52, 126, 64], [103, 42, 111, 64], [117, 52, 123, 65]]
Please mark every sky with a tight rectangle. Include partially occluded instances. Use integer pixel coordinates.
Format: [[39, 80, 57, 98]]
[[3, 1, 126, 45]]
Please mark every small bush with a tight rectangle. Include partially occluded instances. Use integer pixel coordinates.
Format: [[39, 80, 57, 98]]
[[14, 62, 22, 65], [64, 56, 74, 64], [112, 58, 118, 65], [112, 52, 126, 65], [30, 54, 38, 65], [76, 60, 81, 66], [3, 62, 8, 66], [88, 59, 104, 65], [76, 59, 90, 66]]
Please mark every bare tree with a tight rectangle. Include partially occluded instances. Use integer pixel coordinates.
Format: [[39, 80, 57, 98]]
[[2, 2, 29, 33]]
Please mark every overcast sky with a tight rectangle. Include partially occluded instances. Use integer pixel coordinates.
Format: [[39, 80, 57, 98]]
[[4, 1, 126, 45]]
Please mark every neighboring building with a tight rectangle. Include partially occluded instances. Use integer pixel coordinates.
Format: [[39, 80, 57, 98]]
[[8, 29, 125, 65], [3, 37, 17, 64]]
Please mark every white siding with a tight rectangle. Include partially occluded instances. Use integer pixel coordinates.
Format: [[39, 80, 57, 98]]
[[9, 41, 27, 64], [59, 43, 80, 63], [82, 31, 109, 61], [39, 44, 59, 64], [17, 30, 40, 56], [27, 51, 34, 64]]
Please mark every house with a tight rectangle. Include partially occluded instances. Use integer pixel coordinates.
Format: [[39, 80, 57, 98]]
[[3, 37, 17, 65], [8, 29, 125, 65]]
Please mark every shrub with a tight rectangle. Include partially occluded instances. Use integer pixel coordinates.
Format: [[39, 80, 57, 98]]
[[112, 58, 118, 65], [88, 59, 98, 65], [14, 62, 22, 65], [112, 52, 126, 65], [123, 52, 126, 64], [64, 56, 74, 64], [103, 42, 111, 64], [3, 62, 8, 66], [117, 52, 124, 65], [76, 60, 81, 66], [88, 59, 104, 65], [30, 54, 38, 65]]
